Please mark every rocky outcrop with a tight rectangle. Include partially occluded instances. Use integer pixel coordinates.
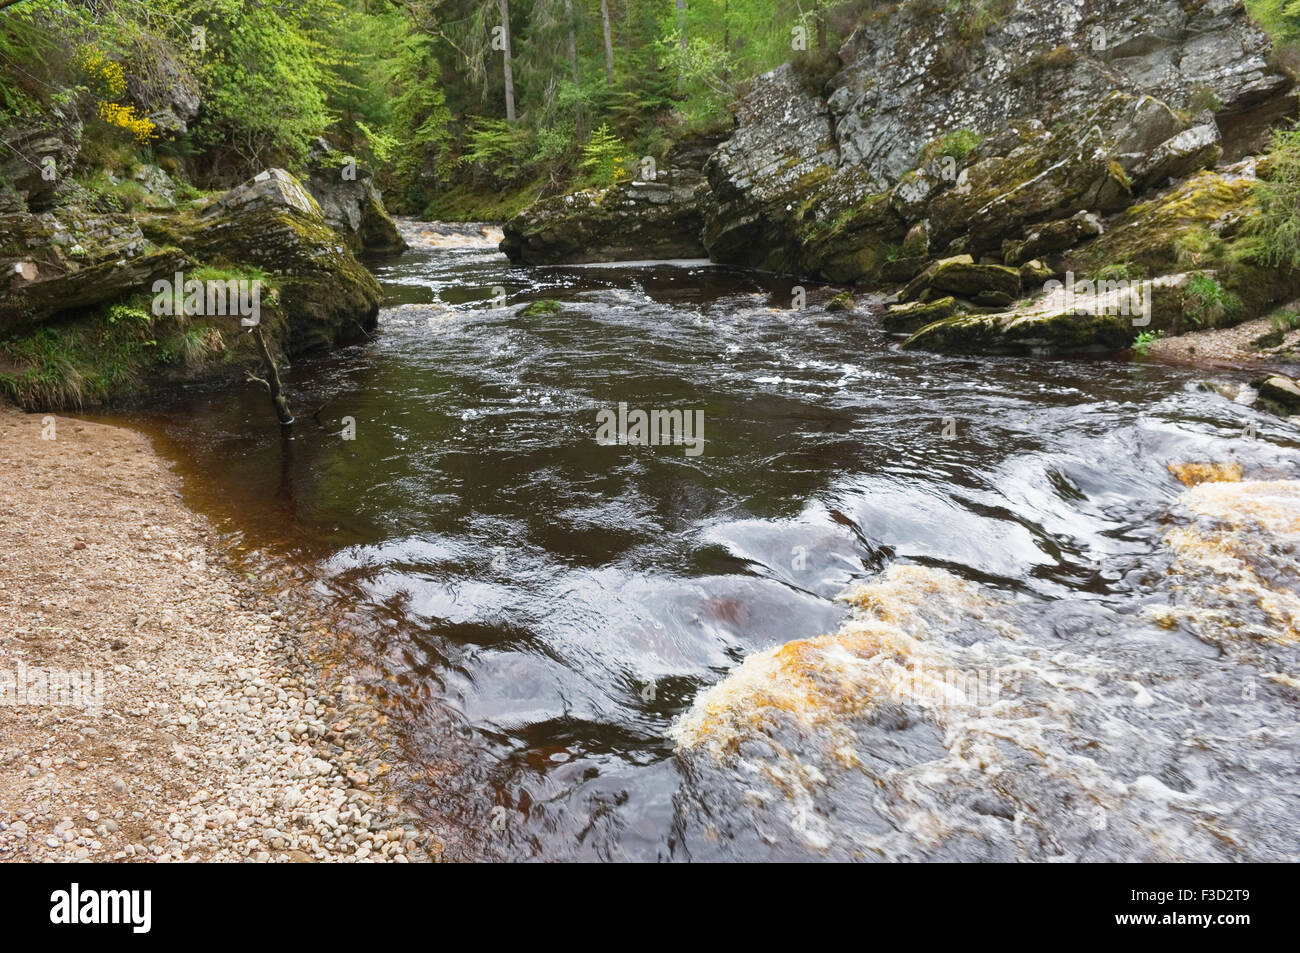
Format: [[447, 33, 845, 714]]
[[303, 139, 406, 257], [500, 153, 711, 265], [0, 207, 179, 334], [901, 272, 1195, 354], [503, 1, 1292, 333], [0, 111, 82, 213], [703, 0, 1290, 283], [123, 41, 201, 138], [1, 167, 383, 408], [882, 295, 957, 333], [902, 255, 1023, 307], [181, 169, 383, 353]]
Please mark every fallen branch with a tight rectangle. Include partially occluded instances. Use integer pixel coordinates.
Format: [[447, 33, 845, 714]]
[[246, 324, 294, 426]]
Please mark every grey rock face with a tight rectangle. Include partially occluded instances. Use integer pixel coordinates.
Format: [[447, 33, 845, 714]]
[[124, 43, 201, 138], [703, 0, 1293, 281], [201, 168, 323, 220], [0, 111, 82, 212], [302, 139, 407, 257], [701, 64, 839, 272]]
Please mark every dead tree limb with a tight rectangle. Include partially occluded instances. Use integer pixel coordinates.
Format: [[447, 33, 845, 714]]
[[246, 324, 294, 426]]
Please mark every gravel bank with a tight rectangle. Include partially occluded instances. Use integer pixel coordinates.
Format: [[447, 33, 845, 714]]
[[0, 406, 441, 862]]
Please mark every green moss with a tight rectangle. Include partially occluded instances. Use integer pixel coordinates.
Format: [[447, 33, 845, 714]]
[[1009, 44, 1078, 83], [0, 280, 290, 410], [520, 299, 563, 317]]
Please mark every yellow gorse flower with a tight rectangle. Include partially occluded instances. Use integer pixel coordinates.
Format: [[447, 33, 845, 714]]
[[76, 45, 155, 142], [75, 47, 127, 98], [96, 101, 157, 143]]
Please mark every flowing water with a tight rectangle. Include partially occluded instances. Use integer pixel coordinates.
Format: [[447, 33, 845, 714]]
[[114, 221, 1300, 861]]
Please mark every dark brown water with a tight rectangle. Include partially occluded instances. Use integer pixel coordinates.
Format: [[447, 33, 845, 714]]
[[108, 223, 1300, 861]]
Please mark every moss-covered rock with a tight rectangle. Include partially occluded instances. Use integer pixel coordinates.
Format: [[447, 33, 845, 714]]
[[901, 273, 1195, 354], [501, 175, 708, 265], [882, 295, 957, 333], [1002, 211, 1103, 267], [826, 291, 856, 312], [185, 176, 381, 355], [1061, 159, 1300, 329], [902, 255, 1021, 303], [519, 299, 564, 317], [1062, 164, 1256, 276], [2, 167, 384, 404], [1018, 259, 1055, 284]]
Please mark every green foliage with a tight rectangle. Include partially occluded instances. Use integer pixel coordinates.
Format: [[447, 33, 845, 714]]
[[578, 124, 629, 187], [1184, 273, 1240, 327], [385, 30, 452, 187], [945, 0, 1014, 41], [460, 117, 537, 182], [1271, 308, 1300, 333], [0, 0, 98, 119], [921, 128, 983, 164], [1097, 262, 1134, 282], [0, 290, 239, 409], [189, 1, 334, 171], [1252, 126, 1300, 273], [1131, 330, 1160, 356], [1246, 0, 1300, 68], [520, 299, 564, 316]]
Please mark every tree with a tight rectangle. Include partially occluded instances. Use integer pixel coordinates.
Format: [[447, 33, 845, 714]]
[[563, 0, 583, 135], [599, 0, 614, 86], [498, 0, 516, 121]]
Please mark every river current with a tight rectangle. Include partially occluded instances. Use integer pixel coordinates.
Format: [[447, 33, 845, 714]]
[[117, 221, 1300, 861]]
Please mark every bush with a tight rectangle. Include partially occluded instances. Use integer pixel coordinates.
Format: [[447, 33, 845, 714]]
[[1184, 273, 1240, 327], [579, 125, 630, 187], [1252, 127, 1300, 273]]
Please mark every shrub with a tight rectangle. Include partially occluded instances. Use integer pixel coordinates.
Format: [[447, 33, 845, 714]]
[[579, 125, 630, 187], [1252, 126, 1300, 273]]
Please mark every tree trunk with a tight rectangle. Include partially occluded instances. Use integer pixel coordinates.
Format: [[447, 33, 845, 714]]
[[564, 0, 584, 136], [600, 0, 615, 87], [675, 0, 686, 93], [499, 0, 517, 121], [817, 10, 826, 51]]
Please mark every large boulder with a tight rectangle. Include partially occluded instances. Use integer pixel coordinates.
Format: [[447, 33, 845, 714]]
[[881, 295, 958, 333], [900, 273, 1195, 354], [0, 208, 179, 334], [501, 171, 709, 265], [902, 255, 1023, 306], [303, 139, 406, 257], [1002, 211, 1104, 267], [3, 168, 383, 357], [184, 169, 383, 353]]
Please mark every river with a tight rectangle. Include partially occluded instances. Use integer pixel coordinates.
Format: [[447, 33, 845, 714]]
[[111, 220, 1300, 861]]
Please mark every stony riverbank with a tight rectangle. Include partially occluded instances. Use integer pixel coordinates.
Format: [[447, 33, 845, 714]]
[[0, 406, 440, 862]]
